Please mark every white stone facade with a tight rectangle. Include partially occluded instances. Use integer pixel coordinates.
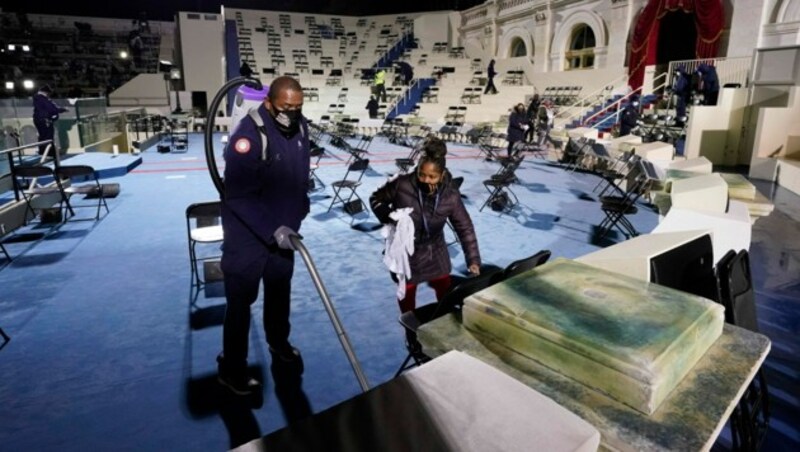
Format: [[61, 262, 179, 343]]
[[457, 0, 800, 73]]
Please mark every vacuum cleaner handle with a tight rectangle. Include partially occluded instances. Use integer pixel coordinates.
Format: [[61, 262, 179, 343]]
[[273, 227, 371, 393], [274, 225, 302, 251]]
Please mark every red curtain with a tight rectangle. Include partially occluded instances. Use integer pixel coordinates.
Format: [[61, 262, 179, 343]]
[[628, 0, 724, 89]]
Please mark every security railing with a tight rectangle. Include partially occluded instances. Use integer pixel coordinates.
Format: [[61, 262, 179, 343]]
[[667, 56, 752, 89]]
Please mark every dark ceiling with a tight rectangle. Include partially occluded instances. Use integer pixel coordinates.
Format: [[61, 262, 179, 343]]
[[1, 0, 486, 22]]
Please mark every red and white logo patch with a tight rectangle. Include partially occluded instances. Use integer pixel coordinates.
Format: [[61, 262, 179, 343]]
[[234, 138, 251, 154]]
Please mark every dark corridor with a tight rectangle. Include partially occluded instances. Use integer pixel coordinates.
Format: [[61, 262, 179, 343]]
[[657, 11, 697, 65]]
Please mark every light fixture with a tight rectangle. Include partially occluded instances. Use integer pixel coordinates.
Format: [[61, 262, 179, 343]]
[[4, 81, 13, 90], [7, 44, 15, 51], [120, 50, 129, 59], [159, 60, 173, 73], [22, 45, 30, 52], [22, 80, 34, 90]]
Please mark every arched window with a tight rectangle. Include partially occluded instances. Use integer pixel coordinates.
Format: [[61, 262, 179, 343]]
[[510, 37, 527, 58], [565, 24, 595, 70]]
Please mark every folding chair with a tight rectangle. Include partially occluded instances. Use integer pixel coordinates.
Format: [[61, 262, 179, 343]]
[[0, 223, 10, 262], [562, 138, 593, 172], [55, 165, 110, 221], [395, 142, 422, 174], [477, 132, 502, 159], [445, 176, 465, 247], [596, 160, 654, 239], [716, 249, 770, 451], [308, 146, 326, 191], [490, 250, 552, 284], [327, 158, 370, 213], [13, 164, 73, 223], [395, 271, 501, 377], [593, 152, 639, 197], [341, 135, 370, 164], [479, 155, 523, 213], [185, 201, 223, 287]]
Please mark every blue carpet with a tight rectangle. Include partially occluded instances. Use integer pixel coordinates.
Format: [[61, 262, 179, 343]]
[[0, 132, 797, 451]]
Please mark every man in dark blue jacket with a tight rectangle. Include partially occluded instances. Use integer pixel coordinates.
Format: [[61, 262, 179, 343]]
[[32, 85, 68, 156], [697, 64, 720, 106], [484, 59, 498, 95], [619, 97, 640, 137], [218, 76, 311, 395], [672, 67, 690, 121]]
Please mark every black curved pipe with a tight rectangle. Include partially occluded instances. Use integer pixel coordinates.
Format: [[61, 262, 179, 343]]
[[204, 76, 263, 197]]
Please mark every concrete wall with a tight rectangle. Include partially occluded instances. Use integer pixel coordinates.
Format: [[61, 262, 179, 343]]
[[749, 87, 800, 168], [683, 88, 749, 165], [414, 12, 451, 48], [760, 0, 800, 48], [109, 73, 169, 108], [726, 0, 770, 56], [177, 12, 225, 111]]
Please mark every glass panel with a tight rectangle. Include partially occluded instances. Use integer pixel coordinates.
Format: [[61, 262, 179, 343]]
[[570, 27, 584, 51], [585, 28, 596, 48]]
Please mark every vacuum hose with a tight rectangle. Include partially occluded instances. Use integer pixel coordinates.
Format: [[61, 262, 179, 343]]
[[203, 76, 263, 196]]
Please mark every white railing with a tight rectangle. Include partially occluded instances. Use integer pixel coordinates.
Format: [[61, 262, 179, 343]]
[[579, 72, 668, 130], [667, 56, 752, 89], [558, 73, 629, 125]]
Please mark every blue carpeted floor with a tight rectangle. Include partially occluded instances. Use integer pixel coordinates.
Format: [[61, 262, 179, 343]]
[[0, 132, 797, 451]]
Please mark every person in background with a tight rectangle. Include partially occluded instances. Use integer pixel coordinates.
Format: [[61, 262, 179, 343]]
[[507, 103, 528, 156], [32, 85, 68, 156], [536, 99, 555, 147], [218, 76, 310, 395], [697, 64, 720, 106], [373, 68, 387, 102], [239, 61, 253, 78], [366, 95, 379, 119], [129, 32, 144, 70], [619, 96, 641, 137], [484, 59, 498, 95], [671, 67, 690, 124], [370, 137, 481, 316], [525, 93, 541, 143], [395, 61, 414, 85]]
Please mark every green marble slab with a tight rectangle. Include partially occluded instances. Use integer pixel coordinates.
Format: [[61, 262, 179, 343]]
[[419, 315, 770, 452], [462, 258, 724, 415]]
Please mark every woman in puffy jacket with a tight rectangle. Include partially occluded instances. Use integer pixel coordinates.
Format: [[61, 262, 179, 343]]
[[370, 137, 482, 314]]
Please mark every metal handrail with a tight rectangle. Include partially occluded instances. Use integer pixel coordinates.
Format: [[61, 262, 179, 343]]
[[559, 73, 629, 122], [666, 56, 752, 89], [0, 140, 53, 157], [581, 88, 643, 128], [1, 139, 56, 201], [386, 78, 420, 118], [556, 75, 628, 123], [578, 72, 669, 130]]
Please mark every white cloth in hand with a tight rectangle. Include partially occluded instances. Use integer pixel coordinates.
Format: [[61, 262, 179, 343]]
[[382, 207, 415, 300]]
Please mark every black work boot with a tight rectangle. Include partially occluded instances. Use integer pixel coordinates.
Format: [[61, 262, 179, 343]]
[[268, 344, 304, 374], [217, 353, 262, 396]]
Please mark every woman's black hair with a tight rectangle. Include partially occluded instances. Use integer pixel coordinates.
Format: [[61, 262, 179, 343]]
[[418, 136, 447, 172]]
